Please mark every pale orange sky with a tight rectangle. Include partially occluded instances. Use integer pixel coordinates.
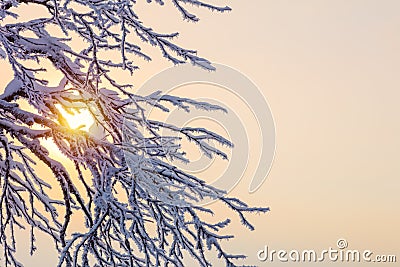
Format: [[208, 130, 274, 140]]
[[1, 1, 400, 266]]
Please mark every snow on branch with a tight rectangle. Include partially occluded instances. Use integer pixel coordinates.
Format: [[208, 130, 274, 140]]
[[0, 1, 269, 266]]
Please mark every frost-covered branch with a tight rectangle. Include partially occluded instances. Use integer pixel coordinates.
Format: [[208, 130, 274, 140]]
[[0, 1, 268, 266]]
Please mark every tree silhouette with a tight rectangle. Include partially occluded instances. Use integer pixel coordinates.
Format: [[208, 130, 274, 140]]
[[0, 1, 268, 266]]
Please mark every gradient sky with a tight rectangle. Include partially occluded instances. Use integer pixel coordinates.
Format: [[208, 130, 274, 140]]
[[129, 1, 400, 266], [1, 1, 400, 266]]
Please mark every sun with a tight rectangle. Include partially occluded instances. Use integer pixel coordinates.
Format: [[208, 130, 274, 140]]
[[55, 104, 95, 132]]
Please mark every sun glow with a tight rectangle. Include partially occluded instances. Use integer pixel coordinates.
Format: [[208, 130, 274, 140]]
[[56, 104, 95, 132]]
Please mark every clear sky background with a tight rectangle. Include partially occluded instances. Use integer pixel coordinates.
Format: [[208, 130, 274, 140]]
[[132, 1, 400, 266], [1, 1, 400, 266]]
